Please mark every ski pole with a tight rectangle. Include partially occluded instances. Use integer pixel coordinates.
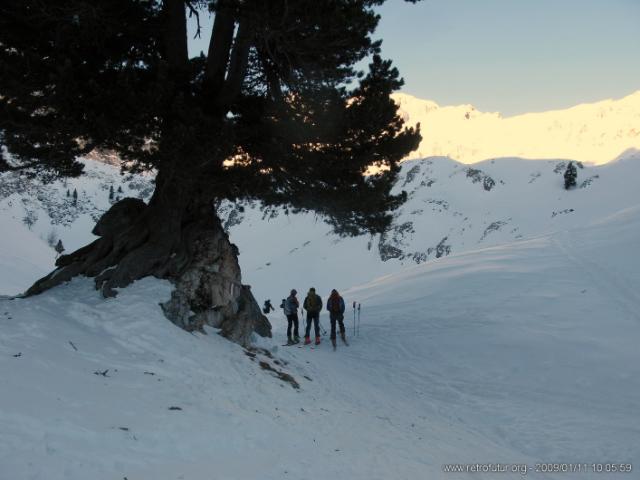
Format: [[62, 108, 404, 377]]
[[319, 317, 327, 336], [352, 301, 356, 337], [357, 303, 361, 336], [302, 308, 309, 339]]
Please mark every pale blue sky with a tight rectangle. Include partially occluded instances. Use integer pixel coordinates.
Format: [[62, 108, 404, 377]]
[[188, 0, 640, 116]]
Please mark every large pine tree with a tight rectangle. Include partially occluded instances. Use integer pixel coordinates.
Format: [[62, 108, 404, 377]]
[[0, 1, 421, 338]]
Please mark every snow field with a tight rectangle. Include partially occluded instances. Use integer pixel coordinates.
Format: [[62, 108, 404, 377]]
[[1, 204, 639, 479]]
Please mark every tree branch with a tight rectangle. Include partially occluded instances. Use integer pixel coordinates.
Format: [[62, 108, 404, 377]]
[[217, 18, 252, 107], [262, 57, 283, 101], [0, 158, 40, 172], [162, 0, 189, 71], [185, 1, 202, 39], [203, 1, 236, 100]]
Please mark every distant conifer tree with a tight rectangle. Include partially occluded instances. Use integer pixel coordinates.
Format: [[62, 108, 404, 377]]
[[564, 161, 577, 189], [55, 239, 65, 256]]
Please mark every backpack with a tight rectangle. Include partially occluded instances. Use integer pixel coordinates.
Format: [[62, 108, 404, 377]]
[[328, 295, 342, 313], [306, 294, 321, 312]]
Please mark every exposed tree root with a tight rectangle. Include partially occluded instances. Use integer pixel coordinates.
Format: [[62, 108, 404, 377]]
[[26, 197, 271, 346]]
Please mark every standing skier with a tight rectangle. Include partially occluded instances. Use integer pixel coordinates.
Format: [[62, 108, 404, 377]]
[[303, 288, 323, 345], [327, 289, 347, 348], [284, 289, 300, 345]]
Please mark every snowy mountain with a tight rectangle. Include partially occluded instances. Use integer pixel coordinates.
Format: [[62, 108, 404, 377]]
[[1, 199, 638, 479], [393, 90, 640, 165], [218, 151, 640, 305], [2, 150, 639, 305]]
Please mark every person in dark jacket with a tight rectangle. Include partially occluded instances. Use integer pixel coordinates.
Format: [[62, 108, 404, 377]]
[[263, 299, 274, 314], [283, 289, 300, 344], [327, 289, 347, 346], [303, 287, 322, 345]]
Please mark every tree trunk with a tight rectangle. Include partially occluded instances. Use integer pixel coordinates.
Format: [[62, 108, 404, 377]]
[[26, 168, 272, 346]]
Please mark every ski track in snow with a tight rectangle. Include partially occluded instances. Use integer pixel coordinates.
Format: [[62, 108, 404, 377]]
[[555, 229, 640, 324]]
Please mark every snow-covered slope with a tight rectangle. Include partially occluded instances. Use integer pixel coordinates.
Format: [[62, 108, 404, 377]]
[[0, 159, 154, 254], [2, 203, 638, 479], [0, 159, 155, 295], [0, 215, 54, 295], [393, 90, 640, 165], [222, 151, 640, 305], [2, 152, 639, 306]]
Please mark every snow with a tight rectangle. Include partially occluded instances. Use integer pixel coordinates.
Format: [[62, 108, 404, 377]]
[[345, 207, 640, 469], [1, 203, 639, 479], [0, 215, 54, 295]]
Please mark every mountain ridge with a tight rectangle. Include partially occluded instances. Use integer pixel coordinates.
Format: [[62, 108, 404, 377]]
[[393, 89, 640, 165]]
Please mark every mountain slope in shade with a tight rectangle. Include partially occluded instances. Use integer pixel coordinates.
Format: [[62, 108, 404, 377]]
[[0, 159, 155, 294], [1, 151, 639, 305], [221, 151, 640, 305], [394, 90, 640, 165], [0, 215, 54, 295]]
